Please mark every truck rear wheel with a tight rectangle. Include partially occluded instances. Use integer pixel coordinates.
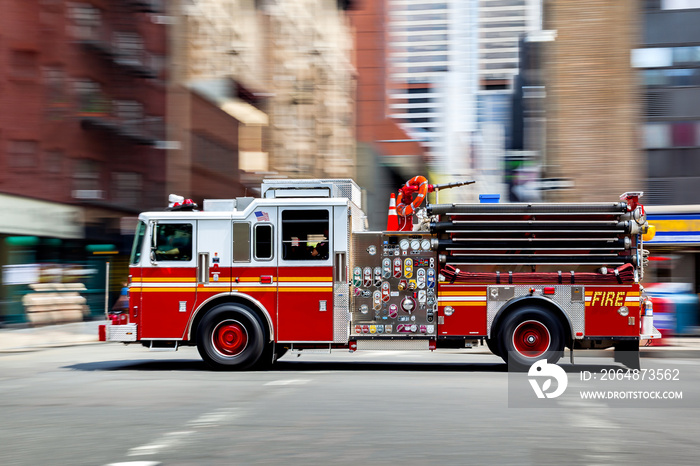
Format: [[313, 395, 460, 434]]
[[197, 304, 265, 370], [500, 306, 564, 370]]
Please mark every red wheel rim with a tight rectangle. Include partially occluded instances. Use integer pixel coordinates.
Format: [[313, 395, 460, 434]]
[[512, 320, 550, 357], [212, 320, 248, 357]]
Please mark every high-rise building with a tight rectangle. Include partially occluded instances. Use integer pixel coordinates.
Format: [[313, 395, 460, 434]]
[[386, 0, 479, 186], [479, 0, 541, 90], [635, 0, 700, 205], [349, 0, 428, 228]]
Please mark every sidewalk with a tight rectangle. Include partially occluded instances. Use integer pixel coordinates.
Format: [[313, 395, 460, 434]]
[[0, 320, 106, 352], [1, 321, 700, 355]]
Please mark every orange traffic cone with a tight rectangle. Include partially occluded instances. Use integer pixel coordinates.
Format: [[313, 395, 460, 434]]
[[387, 193, 399, 231]]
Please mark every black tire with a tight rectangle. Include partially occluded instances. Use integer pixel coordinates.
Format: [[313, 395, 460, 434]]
[[197, 304, 265, 370], [500, 306, 564, 370], [486, 336, 502, 358]]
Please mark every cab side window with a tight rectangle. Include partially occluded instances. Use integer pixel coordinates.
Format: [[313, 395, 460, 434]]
[[254, 224, 273, 260], [281, 210, 329, 261], [154, 224, 192, 261]]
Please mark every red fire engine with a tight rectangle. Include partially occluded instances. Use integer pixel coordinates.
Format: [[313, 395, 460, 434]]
[[102, 178, 661, 370]]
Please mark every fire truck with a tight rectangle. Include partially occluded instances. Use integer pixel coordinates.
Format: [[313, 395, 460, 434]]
[[102, 178, 661, 370]]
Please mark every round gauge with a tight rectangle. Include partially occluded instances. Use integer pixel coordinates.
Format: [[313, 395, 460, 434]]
[[421, 239, 431, 251], [399, 239, 410, 250], [367, 245, 377, 255], [410, 239, 420, 250]]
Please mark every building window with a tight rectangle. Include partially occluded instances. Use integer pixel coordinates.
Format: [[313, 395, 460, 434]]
[[7, 140, 39, 169], [408, 107, 434, 114], [643, 121, 700, 148], [69, 3, 101, 41], [72, 159, 102, 198], [662, 0, 700, 10], [281, 210, 329, 261], [74, 79, 109, 114], [113, 32, 144, 65], [112, 172, 142, 207], [44, 67, 68, 117], [45, 150, 63, 174]]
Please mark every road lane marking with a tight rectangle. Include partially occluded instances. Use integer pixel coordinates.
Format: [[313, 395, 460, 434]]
[[106, 462, 162, 466], [127, 408, 243, 457], [264, 379, 311, 386], [128, 431, 194, 456]]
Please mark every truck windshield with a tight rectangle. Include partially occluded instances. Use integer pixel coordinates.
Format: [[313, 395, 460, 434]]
[[130, 221, 146, 265]]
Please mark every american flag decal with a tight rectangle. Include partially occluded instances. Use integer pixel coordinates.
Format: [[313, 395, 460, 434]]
[[254, 211, 270, 222]]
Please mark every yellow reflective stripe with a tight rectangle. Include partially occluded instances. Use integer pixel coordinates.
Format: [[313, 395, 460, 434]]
[[439, 291, 487, 296], [440, 301, 486, 307], [134, 277, 197, 283], [278, 277, 332, 282], [137, 287, 202, 292], [279, 287, 333, 292]]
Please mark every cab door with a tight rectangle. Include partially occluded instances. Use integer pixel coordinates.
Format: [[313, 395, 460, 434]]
[[139, 220, 197, 339], [276, 207, 334, 342]]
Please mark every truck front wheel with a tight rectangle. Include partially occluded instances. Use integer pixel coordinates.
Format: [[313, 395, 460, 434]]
[[197, 304, 265, 370], [500, 306, 564, 370]]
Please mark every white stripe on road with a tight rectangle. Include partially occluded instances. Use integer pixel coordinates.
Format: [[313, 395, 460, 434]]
[[126, 408, 242, 457], [264, 379, 311, 386], [106, 462, 162, 466], [128, 431, 194, 456]]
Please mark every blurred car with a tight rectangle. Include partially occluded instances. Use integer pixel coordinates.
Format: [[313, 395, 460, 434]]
[[644, 283, 699, 342]]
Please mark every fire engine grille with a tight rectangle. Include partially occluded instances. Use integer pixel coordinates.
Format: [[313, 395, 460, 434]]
[[486, 286, 584, 339], [334, 283, 350, 343], [356, 339, 429, 350], [107, 323, 138, 342]]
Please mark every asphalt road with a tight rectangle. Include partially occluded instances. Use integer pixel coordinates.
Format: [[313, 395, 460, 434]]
[[1, 344, 699, 466]]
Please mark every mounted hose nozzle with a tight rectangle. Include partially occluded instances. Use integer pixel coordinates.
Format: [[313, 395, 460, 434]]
[[395, 177, 475, 231], [431, 179, 476, 192]]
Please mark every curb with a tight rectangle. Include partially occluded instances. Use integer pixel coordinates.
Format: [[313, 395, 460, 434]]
[[0, 320, 105, 353]]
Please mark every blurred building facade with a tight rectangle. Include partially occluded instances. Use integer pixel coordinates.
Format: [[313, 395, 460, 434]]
[[0, 0, 167, 323], [636, 1, 700, 205], [349, 0, 428, 229], [633, 1, 700, 299], [171, 0, 357, 191], [540, 0, 644, 202], [262, 0, 357, 180], [165, 0, 261, 200]]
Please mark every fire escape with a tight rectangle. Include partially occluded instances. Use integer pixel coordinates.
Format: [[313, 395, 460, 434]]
[[74, 0, 164, 146]]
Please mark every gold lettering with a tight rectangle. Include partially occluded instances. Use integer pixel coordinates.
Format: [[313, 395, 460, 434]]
[[591, 292, 602, 306], [615, 292, 625, 307], [604, 292, 615, 306]]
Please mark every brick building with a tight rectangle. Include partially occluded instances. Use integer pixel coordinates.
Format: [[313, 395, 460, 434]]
[[0, 0, 167, 223], [0, 0, 167, 323], [542, 0, 644, 201]]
